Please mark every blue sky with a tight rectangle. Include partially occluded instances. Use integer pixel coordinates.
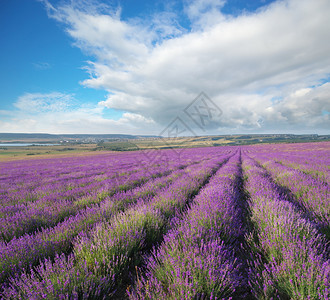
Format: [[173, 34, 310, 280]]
[[0, 1, 107, 107], [0, 0, 329, 134]]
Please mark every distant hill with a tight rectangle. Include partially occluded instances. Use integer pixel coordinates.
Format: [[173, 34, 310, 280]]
[[0, 133, 160, 142], [0, 133, 329, 147]]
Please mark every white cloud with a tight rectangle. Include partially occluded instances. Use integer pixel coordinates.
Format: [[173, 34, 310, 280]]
[[17, 0, 330, 134], [272, 83, 330, 129], [14, 92, 74, 113], [183, 0, 227, 29], [0, 92, 158, 134], [209, 80, 330, 134]]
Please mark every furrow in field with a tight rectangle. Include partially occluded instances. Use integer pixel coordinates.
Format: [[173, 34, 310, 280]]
[[242, 153, 329, 299], [0, 168, 158, 241], [128, 150, 253, 300], [0, 148, 223, 211], [0, 159, 146, 220], [274, 157, 329, 184], [0, 156, 141, 205], [1, 152, 232, 299], [251, 155, 330, 239], [0, 153, 172, 209], [0, 158, 204, 288], [0, 149, 193, 210], [0, 155, 197, 242]]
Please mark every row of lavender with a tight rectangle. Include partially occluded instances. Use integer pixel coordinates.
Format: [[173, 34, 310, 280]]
[[242, 154, 329, 299], [0, 148, 232, 242], [245, 142, 330, 183], [243, 142, 329, 298], [247, 143, 329, 239], [128, 151, 248, 299], [129, 143, 329, 300], [0, 147, 233, 297], [2, 150, 232, 298], [0, 152, 176, 240], [0, 142, 329, 299]]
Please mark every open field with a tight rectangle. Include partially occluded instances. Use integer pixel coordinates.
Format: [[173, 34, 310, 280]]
[[0, 142, 329, 299], [0, 144, 109, 162], [1, 133, 329, 162]]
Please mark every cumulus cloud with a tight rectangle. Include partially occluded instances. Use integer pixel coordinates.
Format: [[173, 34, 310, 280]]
[[25, 0, 330, 134], [212, 82, 330, 133], [183, 0, 226, 29], [0, 92, 156, 134], [271, 83, 330, 130]]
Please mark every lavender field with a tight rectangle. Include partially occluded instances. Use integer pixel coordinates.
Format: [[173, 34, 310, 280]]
[[0, 142, 329, 299]]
